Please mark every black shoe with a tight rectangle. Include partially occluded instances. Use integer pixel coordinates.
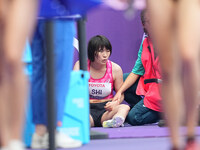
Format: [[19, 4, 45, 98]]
[[158, 119, 166, 127]]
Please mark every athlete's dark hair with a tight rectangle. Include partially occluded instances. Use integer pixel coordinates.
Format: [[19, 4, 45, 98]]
[[88, 35, 112, 62]]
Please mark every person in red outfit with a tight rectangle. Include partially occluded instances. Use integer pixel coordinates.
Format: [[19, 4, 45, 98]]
[[113, 9, 162, 126]]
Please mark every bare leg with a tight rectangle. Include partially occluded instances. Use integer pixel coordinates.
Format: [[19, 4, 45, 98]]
[[147, 0, 184, 148], [101, 104, 130, 123], [177, 0, 200, 138], [0, 0, 38, 147], [90, 115, 95, 127]]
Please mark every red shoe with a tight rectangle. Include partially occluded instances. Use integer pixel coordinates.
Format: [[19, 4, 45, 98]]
[[171, 147, 180, 150], [184, 140, 199, 150]]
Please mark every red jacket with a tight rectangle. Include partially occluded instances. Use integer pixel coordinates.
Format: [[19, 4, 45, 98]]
[[136, 37, 162, 112]]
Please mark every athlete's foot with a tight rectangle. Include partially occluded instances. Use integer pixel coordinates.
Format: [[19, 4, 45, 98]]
[[103, 116, 124, 128]]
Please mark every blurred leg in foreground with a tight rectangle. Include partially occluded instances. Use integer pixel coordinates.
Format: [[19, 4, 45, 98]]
[[147, 0, 200, 149], [0, 0, 38, 149]]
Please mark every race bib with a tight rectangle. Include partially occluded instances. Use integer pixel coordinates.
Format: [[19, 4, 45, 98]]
[[89, 82, 111, 99]]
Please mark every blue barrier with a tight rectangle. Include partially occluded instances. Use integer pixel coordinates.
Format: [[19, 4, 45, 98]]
[[58, 71, 90, 144]]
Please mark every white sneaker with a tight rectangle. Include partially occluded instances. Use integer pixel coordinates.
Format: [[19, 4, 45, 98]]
[[8, 140, 25, 150], [31, 132, 82, 149], [31, 133, 48, 149], [56, 132, 82, 148], [103, 116, 124, 128], [0, 147, 8, 150]]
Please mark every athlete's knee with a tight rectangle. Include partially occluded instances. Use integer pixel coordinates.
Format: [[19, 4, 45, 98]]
[[5, 51, 23, 72], [119, 104, 130, 111], [182, 54, 198, 67], [160, 59, 177, 82]]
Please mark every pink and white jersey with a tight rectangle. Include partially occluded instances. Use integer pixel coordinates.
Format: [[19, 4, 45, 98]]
[[88, 60, 114, 100]]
